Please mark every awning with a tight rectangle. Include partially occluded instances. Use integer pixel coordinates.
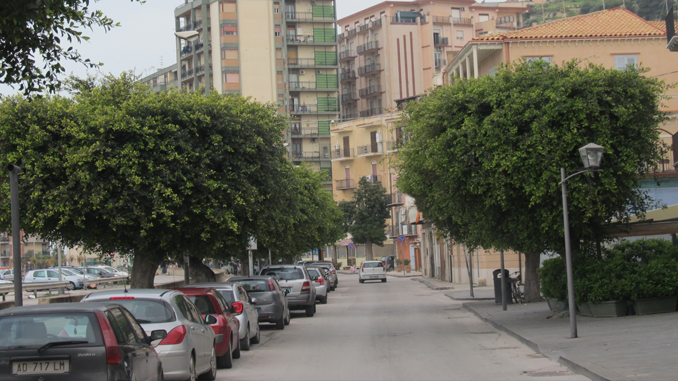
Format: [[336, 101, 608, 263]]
[[603, 204, 678, 238]]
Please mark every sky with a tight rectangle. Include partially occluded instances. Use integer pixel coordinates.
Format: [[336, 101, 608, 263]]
[[1, 0, 503, 95]]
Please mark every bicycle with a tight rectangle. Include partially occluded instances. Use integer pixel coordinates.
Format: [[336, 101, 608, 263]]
[[509, 271, 524, 304]]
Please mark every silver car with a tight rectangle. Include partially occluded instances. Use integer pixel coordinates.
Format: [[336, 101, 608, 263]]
[[227, 276, 290, 329], [306, 267, 328, 304], [259, 265, 316, 317], [304, 261, 338, 290], [82, 289, 219, 381], [185, 283, 261, 350], [24, 269, 84, 290]]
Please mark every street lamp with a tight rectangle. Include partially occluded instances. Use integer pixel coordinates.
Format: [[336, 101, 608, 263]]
[[560, 143, 604, 339]]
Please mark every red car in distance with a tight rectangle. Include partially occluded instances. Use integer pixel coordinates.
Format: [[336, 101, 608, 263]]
[[175, 287, 241, 369]]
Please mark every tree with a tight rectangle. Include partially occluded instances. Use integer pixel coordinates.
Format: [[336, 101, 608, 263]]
[[339, 177, 390, 260], [0, 73, 291, 287], [398, 60, 667, 301], [0, 0, 142, 94]]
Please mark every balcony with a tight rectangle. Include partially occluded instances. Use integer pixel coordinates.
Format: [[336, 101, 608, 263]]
[[333, 147, 354, 160], [434, 37, 449, 46], [369, 18, 382, 29], [289, 81, 338, 91], [338, 32, 345, 40], [357, 143, 383, 156], [336, 178, 356, 190], [358, 63, 381, 76], [348, 28, 357, 36], [435, 59, 447, 68], [452, 17, 473, 25], [357, 41, 379, 55], [653, 150, 677, 173], [386, 140, 403, 152], [181, 68, 194, 80], [387, 192, 405, 206], [341, 92, 358, 103], [360, 108, 381, 118], [359, 85, 382, 98], [340, 70, 357, 82], [290, 104, 339, 114], [362, 174, 381, 184], [286, 34, 336, 45], [195, 65, 205, 75], [342, 112, 358, 120], [290, 151, 331, 161], [431, 16, 450, 24], [339, 50, 357, 61], [288, 58, 337, 67], [285, 11, 335, 22], [180, 45, 194, 58], [288, 125, 329, 137]]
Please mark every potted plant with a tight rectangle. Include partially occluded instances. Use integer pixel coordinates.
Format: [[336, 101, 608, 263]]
[[403, 259, 411, 273], [539, 257, 568, 312]]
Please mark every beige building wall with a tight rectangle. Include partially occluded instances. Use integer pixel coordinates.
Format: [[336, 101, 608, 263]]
[[210, 3, 223, 94], [238, 0, 277, 103]]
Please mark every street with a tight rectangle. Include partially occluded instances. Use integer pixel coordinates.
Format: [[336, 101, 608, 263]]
[[220, 273, 588, 381]]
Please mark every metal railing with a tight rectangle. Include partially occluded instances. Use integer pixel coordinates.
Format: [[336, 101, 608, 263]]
[[288, 58, 337, 66], [432, 16, 450, 24], [340, 70, 357, 81], [387, 192, 404, 205], [435, 59, 447, 68], [339, 50, 356, 60], [285, 12, 335, 21], [357, 41, 379, 54], [333, 148, 354, 159], [348, 28, 357, 36], [363, 175, 381, 184], [360, 108, 381, 117], [336, 179, 355, 190], [357, 144, 382, 156], [342, 112, 358, 120], [181, 68, 194, 80], [338, 32, 345, 40], [359, 85, 381, 97], [341, 92, 358, 102], [289, 81, 337, 91], [386, 140, 403, 152], [452, 17, 472, 25], [290, 151, 331, 160], [290, 104, 340, 113], [358, 63, 381, 76], [195, 65, 205, 75], [653, 150, 677, 173], [434, 37, 449, 46], [286, 35, 336, 44]]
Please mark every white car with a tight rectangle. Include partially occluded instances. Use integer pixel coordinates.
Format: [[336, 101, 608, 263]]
[[359, 261, 387, 283], [93, 265, 129, 277], [24, 269, 84, 290]]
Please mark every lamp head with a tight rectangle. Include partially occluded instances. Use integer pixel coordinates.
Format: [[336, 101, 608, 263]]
[[578, 143, 605, 169]]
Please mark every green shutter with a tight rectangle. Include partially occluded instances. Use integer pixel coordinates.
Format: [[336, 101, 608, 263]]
[[318, 121, 330, 136], [326, 51, 337, 65], [314, 51, 338, 65], [314, 28, 336, 43], [312, 5, 335, 18], [317, 97, 338, 112], [315, 74, 337, 89]]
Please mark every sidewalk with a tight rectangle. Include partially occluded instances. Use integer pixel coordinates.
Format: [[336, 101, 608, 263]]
[[462, 301, 678, 381], [408, 275, 495, 299]]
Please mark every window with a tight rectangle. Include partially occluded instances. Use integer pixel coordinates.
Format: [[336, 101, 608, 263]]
[[223, 72, 240, 83], [221, 48, 237, 60], [614, 55, 638, 70], [479, 14, 490, 22], [456, 30, 464, 40], [218, 289, 236, 304], [274, 7, 280, 14], [183, 296, 204, 324], [451, 8, 461, 18], [120, 308, 147, 343], [222, 25, 237, 35], [173, 295, 190, 320], [47, 271, 58, 278], [103, 298, 174, 324], [525, 56, 552, 64], [110, 308, 138, 344], [186, 295, 216, 315], [275, 26, 281, 37], [34, 271, 45, 278], [221, 2, 236, 12]]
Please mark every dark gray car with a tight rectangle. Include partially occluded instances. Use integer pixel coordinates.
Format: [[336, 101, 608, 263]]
[[227, 276, 291, 329], [0, 302, 165, 381], [258, 265, 316, 317]]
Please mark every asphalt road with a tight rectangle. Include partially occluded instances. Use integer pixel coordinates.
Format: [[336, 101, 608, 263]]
[[217, 274, 588, 381]]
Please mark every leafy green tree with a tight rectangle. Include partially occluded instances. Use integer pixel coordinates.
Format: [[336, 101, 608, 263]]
[[398, 60, 666, 301], [0, 73, 290, 287], [339, 177, 390, 260], [0, 0, 143, 94]]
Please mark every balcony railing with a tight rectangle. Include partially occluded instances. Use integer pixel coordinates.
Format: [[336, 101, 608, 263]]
[[286, 34, 336, 44], [338, 32, 345, 40], [358, 23, 370, 32], [362, 174, 381, 184], [341, 92, 358, 102], [285, 12, 335, 21], [387, 192, 404, 206], [358, 63, 381, 76], [195, 65, 205, 75], [288, 58, 337, 67], [339, 50, 357, 61], [290, 151, 331, 160], [357, 143, 382, 156], [290, 104, 339, 113], [435, 59, 447, 68], [386, 140, 403, 152], [289, 81, 338, 91], [434, 37, 449, 46], [336, 179, 356, 190], [357, 41, 379, 54], [340, 70, 357, 82], [360, 108, 381, 118], [180, 45, 194, 57], [654, 150, 677, 173], [181, 68, 194, 80], [342, 112, 358, 120], [370, 18, 382, 29], [359, 85, 382, 97], [432, 16, 450, 24], [348, 28, 357, 36], [452, 17, 473, 25], [333, 147, 354, 160]]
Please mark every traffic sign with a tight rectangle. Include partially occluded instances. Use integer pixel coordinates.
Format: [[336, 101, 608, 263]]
[[397, 235, 405, 242], [348, 243, 355, 249]]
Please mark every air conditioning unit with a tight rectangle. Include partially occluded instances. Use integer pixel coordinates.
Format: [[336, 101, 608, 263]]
[[300, 70, 306, 74], [334, 144, 340, 149], [375, 132, 382, 143], [460, 6, 466, 10], [316, 70, 322, 74], [311, 138, 317, 143]]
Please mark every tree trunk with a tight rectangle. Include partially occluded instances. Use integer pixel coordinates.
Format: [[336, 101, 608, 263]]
[[189, 256, 216, 283], [365, 238, 374, 260], [523, 252, 542, 303], [131, 254, 160, 289], [332, 245, 338, 264]]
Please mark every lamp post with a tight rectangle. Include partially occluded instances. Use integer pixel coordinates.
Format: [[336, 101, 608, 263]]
[[560, 143, 605, 339]]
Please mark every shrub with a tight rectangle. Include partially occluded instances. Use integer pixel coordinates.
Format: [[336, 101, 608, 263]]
[[403, 259, 411, 266], [538, 257, 568, 301], [395, 259, 403, 266]]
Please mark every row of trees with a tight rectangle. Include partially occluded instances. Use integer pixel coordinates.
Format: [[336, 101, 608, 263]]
[[0, 74, 345, 287], [398, 60, 668, 301]]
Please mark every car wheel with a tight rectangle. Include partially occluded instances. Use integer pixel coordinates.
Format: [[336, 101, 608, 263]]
[[330, 285, 336, 291], [284, 308, 290, 325], [158, 364, 164, 381], [320, 296, 327, 304], [251, 324, 261, 344], [188, 355, 197, 381], [66, 282, 75, 291], [275, 312, 285, 329], [359, 278, 364, 283], [240, 326, 251, 350], [232, 334, 241, 359], [198, 347, 217, 380], [305, 304, 315, 317], [382, 278, 387, 283], [217, 339, 233, 369]]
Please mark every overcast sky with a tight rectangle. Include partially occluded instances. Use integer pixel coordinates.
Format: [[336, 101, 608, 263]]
[[1, 0, 502, 95]]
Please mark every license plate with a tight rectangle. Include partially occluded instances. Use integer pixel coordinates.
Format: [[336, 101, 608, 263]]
[[283, 287, 291, 293], [13, 359, 70, 375], [256, 308, 261, 313]]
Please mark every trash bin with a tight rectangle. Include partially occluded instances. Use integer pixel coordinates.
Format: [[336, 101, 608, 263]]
[[492, 269, 512, 304]]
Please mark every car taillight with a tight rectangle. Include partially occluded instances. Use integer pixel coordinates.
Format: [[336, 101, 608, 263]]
[[268, 279, 276, 291], [361, 263, 365, 271], [231, 301, 244, 314], [331, 269, 336, 275], [159, 325, 187, 345], [301, 281, 311, 292], [95, 312, 122, 365], [109, 296, 135, 300], [318, 277, 325, 285]]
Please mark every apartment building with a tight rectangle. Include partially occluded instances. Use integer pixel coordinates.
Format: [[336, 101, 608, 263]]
[[141, 0, 340, 189], [0, 232, 50, 268], [337, 0, 528, 120]]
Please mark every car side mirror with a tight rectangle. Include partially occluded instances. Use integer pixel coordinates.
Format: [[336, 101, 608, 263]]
[[204, 314, 218, 325], [150, 330, 167, 342], [283, 288, 291, 296]]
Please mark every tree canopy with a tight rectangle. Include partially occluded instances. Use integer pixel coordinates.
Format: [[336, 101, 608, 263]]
[[397, 60, 667, 300], [339, 177, 390, 260], [0, 0, 142, 94]]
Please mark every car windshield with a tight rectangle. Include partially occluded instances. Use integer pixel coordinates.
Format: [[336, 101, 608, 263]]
[[364, 262, 384, 268], [216, 290, 235, 304], [0, 313, 99, 349], [102, 298, 174, 324], [238, 280, 269, 292], [262, 268, 304, 280], [60, 269, 76, 276], [186, 295, 216, 315]]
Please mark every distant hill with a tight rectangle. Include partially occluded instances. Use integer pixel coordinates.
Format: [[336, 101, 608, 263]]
[[521, 0, 677, 27]]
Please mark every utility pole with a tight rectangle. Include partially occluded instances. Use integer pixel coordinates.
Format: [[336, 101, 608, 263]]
[[8, 164, 22, 307], [184, 252, 190, 285]]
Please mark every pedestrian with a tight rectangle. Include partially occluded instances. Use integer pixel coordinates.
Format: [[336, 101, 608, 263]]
[[232, 262, 238, 276]]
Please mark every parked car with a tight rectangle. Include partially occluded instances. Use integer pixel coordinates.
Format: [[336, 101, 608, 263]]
[[0, 279, 11, 297], [80, 267, 119, 279], [82, 289, 219, 381], [306, 266, 328, 304], [0, 269, 10, 281], [303, 261, 337, 290], [1, 269, 17, 282], [93, 265, 129, 278], [24, 269, 84, 290], [0, 302, 165, 380], [258, 265, 316, 317], [359, 261, 387, 283], [175, 287, 242, 368], [226, 276, 290, 329], [59, 268, 99, 289]]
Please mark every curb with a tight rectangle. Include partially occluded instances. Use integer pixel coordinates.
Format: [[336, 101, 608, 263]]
[[462, 303, 611, 381], [411, 278, 454, 291], [387, 273, 422, 278], [445, 293, 494, 301]]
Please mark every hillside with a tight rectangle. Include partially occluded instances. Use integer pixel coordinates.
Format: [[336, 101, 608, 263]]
[[521, 0, 677, 26]]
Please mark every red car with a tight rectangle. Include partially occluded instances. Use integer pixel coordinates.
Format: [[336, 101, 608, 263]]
[[175, 287, 241, 368]]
